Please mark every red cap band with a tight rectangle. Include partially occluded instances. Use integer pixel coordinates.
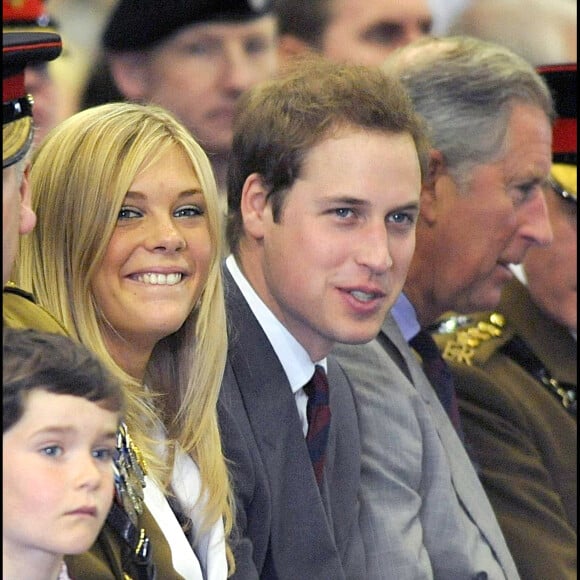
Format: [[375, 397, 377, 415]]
[[3, 0, 46, 23], [552, 117, 577, 156], [2, 71, 26, 102]]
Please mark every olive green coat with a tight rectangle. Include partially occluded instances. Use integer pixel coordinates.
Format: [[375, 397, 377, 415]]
[[434, 279, 576, 580], [3, 285, 185, 580]]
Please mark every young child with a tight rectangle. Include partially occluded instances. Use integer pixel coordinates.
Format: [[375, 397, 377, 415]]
[[3, 328, 125, 580]]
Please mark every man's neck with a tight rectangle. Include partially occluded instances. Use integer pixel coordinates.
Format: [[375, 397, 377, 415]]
[[403, 282, 442, 329]]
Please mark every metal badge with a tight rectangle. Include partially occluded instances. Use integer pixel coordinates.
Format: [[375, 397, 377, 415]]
[[113, 422, 148, 526]]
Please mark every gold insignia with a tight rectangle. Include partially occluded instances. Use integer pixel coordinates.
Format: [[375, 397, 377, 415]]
[[442, 313, 505, 366], [489, 313, 506, 327]]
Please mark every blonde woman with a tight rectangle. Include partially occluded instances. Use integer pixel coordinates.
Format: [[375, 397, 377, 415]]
[[15, 102, 233, 579]]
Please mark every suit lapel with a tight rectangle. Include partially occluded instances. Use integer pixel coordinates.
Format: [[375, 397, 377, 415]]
[[382, 313, 518, 578], [224, 270, 345, 577]]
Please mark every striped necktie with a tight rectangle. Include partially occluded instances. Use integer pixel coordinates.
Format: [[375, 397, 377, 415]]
[[410, 329, 464, 437], [304, 365, 331, 486]]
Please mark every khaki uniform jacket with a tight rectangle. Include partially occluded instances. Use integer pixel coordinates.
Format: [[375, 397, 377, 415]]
[[434, 279, 577, 580], [3, 285, 185, 580], [3, 284, 68, 334]]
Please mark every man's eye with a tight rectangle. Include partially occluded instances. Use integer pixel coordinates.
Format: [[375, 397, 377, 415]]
[[388, 211, 415, 225], [512, 182, 541, 205], [419, 20, 433, 35], [519, 183, 536, 197], [335, 208, 355, 219], [245, 38, 270, 54], [364, 24, 403, 45], [185, 41, 219, 56]]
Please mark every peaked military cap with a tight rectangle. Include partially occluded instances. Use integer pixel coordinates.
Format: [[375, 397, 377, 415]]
[[103, 0, 274, 51], [3, 30, 62, 168], [537, 63, 576, 165], [537, 63, 577, 203], [3, 0, 57, 31]]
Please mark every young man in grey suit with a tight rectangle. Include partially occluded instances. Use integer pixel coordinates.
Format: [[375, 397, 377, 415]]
[[333, 36, 554, 579], [217, 56, 430, 579]]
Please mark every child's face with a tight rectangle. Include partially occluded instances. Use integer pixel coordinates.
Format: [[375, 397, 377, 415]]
[[3, 389, 118, 558]]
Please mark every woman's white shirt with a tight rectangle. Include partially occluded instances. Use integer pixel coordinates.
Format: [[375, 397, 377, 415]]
[[172, 448, 228, 580], [142, 446, 228, 579]]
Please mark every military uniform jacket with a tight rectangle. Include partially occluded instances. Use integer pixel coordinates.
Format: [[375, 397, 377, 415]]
[[3, 284, 68, 334], [3, 285, 187, 580], [218, 269, 366, 580], [436, 279, 577, 580]]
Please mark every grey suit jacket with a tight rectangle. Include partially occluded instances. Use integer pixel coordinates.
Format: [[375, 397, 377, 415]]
[[218, 269, 366, 579], [333, 313, 519, 580]]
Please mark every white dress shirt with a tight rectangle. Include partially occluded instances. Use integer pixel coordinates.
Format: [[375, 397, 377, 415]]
[[226, 254, 326, 435]]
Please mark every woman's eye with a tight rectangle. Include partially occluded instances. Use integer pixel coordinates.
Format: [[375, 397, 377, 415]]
[[174, 205, 204, 218], [118, 207, 142, 220]]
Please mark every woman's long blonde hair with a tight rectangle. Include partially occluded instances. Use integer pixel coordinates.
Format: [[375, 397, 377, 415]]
[[15, 102, 234, 571]]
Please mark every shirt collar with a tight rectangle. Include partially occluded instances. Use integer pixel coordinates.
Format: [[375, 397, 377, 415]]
[[226, 255, 326, 393], [391, 292, 421, 342]]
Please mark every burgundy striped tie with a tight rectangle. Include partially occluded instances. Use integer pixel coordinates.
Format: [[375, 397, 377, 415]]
[[304, 365, 331, 486], [410, 329, 464, 437]]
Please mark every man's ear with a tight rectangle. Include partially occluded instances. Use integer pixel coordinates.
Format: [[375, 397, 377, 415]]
[[108, 52, 150, 100], [278, 34, 315, 67], [420, 149, 446, 224], [240, 173, 270, 241], [19, 164, 36, 236]]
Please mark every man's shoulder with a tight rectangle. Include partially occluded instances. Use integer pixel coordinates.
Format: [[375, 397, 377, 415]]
[[3, 284, 68, 335], [333, 317, 402, 368], [432, 311, 513, 368]]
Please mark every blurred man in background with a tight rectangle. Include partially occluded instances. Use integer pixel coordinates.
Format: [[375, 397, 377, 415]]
[[274, 0, 432, 67]]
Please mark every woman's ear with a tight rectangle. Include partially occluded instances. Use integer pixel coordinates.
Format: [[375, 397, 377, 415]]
[[240, 173, 269, 241]]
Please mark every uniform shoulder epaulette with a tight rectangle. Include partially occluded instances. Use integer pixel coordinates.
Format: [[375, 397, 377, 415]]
[[432, 312, 509, 366]]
